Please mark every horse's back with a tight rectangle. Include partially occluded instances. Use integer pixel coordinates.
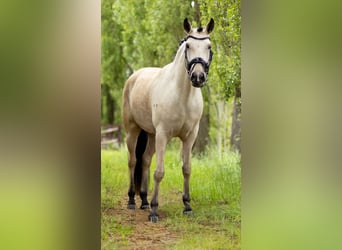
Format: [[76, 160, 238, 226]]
[[124, 68, 160, 90], [122, 67, 161, 134]]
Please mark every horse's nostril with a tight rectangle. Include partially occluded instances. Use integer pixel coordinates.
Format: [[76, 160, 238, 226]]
[[190, 72, 205, 86], [191, 73, 197, 82]]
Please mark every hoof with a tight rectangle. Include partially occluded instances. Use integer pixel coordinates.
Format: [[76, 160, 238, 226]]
[[140, 204, 150, 210], [127, 204, 136, 210], [183, 210, 193, 216], [183, 206, 193, 215], [148, 214, 159, 223]]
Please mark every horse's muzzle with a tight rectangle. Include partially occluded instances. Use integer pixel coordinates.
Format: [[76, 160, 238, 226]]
[[190, 72, 206, 88]]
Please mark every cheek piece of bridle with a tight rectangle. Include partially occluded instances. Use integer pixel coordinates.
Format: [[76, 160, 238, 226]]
[[179, 35, 214, 77]]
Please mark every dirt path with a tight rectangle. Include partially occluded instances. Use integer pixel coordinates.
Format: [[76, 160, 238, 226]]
[[105, 197, 180, 250]]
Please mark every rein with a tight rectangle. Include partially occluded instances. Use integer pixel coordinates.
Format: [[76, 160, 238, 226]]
[[179, 35, 214, 76]]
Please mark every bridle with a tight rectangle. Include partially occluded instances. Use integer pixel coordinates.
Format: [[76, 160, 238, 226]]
[[179, 35, 214, 77]]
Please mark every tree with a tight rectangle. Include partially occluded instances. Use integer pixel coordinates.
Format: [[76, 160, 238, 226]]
[[199, 0, 241, 153], [101, 0, 127, 125]]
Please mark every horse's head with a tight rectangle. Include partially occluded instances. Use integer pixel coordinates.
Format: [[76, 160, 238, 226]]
[[183, 18, 214, 88]]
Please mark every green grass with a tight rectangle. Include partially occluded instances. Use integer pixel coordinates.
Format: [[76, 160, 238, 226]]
[[101, 149, 127, 207], [101, 146, 241, 249]]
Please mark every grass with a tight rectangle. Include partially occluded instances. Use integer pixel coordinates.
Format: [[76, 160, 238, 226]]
[[101, 146, 241, 249]]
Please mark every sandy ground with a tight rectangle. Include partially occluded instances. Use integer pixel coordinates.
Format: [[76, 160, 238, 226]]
[[105, 197, 180, 250]]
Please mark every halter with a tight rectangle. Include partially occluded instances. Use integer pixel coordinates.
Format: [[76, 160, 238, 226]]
[[179, 35, 214, 76]]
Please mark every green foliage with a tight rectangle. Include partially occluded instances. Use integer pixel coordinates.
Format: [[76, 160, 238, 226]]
[[200, 0, 241, 100], [198, 0, 241, 151], [112, 0, 192, 69]]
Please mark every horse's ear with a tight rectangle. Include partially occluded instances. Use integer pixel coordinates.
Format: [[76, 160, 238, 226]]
[[206, 18, 215, 34], [184, 18, 192, 33]]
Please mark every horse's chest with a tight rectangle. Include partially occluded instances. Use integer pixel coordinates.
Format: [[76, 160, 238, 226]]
[[152, 100, 202, 137]]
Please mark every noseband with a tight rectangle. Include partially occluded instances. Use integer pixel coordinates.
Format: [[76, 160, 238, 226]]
[[179, 35, 214, 76]]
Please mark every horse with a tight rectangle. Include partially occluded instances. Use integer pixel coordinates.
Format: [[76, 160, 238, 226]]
[[122, 18, 214, 222]]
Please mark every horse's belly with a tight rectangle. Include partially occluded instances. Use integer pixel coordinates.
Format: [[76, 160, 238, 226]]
[[128, 68, 160, 134], [130, 101, 154, 134]]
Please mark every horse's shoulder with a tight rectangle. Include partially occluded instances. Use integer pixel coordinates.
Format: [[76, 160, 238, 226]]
[[124, 67, 160, 89], [131, 68, 161, 83]]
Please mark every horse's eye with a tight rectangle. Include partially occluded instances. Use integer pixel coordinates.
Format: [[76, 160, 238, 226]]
[[208, 45, 212, 49], [186, 43, 190, 49]]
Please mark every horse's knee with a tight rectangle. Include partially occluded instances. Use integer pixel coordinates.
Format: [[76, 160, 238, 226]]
[[128, 157, 137, 169], [182, 165, 191, 176], [154, 170, 164, 182], [142, 156, 152, 169]]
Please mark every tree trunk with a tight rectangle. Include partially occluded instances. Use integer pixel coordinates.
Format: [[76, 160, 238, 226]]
[[230, 87, 241, 153], [106, 87, 115, 125], [193, 0, 201, 27], [216, 100, 223, 156], [193, 112, 209, 155]]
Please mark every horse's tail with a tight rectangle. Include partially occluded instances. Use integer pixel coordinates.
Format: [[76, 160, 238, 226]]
[[134, 130, 148, 194]]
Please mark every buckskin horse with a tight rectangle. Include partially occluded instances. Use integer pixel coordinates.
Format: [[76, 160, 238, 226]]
[[122, 18, 214, 222]]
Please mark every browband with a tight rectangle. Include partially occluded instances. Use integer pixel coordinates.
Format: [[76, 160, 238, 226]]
[[186, 35, 210, 41], [178, 35, 210, 46]]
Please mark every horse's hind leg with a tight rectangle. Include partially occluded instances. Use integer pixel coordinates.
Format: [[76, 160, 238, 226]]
[[126, 126, 140, 209], [140, 134, 155, 209]]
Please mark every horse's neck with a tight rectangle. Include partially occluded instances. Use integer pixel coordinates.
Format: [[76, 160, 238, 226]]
[[170, 44, 199, 98]]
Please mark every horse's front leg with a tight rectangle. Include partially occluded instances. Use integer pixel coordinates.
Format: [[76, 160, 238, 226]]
[[149, 131, 168, 222], [181, 129, 199, 214]]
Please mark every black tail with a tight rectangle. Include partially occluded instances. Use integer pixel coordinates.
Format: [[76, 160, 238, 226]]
[[134, 130, 148, 194]]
